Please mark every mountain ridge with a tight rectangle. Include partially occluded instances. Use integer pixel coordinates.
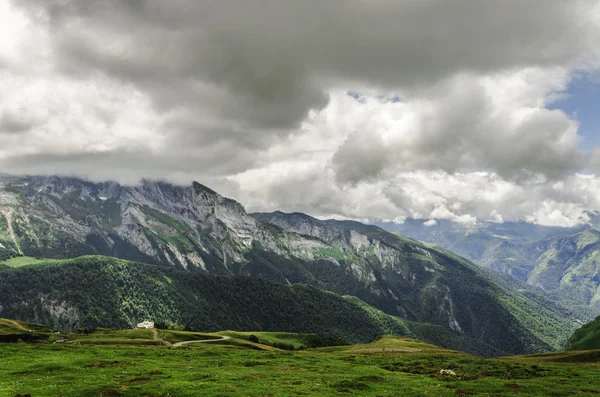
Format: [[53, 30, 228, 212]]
[[377, 216, 600, 312], [0, 175, 592, 355]]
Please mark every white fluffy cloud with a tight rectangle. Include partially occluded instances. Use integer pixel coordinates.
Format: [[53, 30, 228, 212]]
[[235, 167, 598, 227], [2, 0, 600, 226], [330, 69, 582, 184]]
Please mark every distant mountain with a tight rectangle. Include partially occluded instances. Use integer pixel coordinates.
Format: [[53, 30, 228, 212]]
[[252, 211, 591, 354], [0, 175, 591, 355], [376, 216, 600, 312]]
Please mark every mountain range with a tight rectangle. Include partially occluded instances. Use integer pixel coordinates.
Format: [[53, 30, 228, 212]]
[[0, 175, 594, 356], [377, 216, 600, 314]]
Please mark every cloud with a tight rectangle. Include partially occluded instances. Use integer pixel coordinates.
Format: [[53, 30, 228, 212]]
[[330, 70, 584, 184], [1, 0, 600, 227], [591, 149, 600, 171], [234, 166, 598, 227], [11, 0, 600, 130]]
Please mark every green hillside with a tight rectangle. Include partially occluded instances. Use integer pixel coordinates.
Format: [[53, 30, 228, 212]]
[[0, 177, 591, 356], [0, 318, 53, 342], [567, 316, 600, 351], [0, 256, 505, 356]]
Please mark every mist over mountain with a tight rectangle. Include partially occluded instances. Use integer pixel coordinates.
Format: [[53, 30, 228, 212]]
[[0, 175, 593, 356]]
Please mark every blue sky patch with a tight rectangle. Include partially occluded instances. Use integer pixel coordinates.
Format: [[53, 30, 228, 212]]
[[550, 74, 600, 151]]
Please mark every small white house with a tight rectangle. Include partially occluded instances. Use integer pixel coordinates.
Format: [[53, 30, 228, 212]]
[[137, 321, 154, 329]]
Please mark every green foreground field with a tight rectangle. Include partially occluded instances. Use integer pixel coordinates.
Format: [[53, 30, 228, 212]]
[[3, 331, 600, 397]]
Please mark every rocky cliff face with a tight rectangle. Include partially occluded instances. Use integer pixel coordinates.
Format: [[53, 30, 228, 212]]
[[0, 175, 590, 354], [0, 175, 332, 272], [251, 211, 591, 353]]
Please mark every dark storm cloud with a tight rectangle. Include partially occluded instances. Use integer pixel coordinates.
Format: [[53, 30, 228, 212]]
[[0, 145, 260, 185], [15, 0, 598, 131], [0, 109, 35, 133]]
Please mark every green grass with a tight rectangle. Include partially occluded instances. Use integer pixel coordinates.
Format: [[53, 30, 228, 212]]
[[567, 315, 600, 351], [410, 253, 441, 267], [3, 334, 600, 396], [71, 329, 155, 340], [48, 327, 230, 345], [0, 256, 62, 267], [314, 247, 347, 261], [0, 318, 54, 343], [141, 206, 189, 232], [221, 331, 334, 349], [0, 318, 53, 336], [505, 349, 600, 363], [156, 330, 221, 344]]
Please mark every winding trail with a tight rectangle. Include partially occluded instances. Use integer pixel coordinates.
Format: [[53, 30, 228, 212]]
[[5, 319, 29, 332], [173, 335, 230, 347], [149, 328, 230, 347]]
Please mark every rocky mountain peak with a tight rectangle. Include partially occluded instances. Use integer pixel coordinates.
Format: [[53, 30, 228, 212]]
[[0, 174, 593, 356]]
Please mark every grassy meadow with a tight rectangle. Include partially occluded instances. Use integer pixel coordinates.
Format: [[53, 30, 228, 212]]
[[0, 256, 62, 268], [2, 328, 600, 396]]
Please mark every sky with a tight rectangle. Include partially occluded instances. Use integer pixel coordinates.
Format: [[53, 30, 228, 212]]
[[551, 73, 600, 150], [1, 0, 600, 227]]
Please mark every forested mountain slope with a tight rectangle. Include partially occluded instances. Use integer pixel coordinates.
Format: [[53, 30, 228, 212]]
[[252, 212, 589, 354], [0, 256, 504, 356], [568, 316, 600, 351], [0, 175, 590, 355]]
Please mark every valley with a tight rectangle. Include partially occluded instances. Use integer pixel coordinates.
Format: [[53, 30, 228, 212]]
[[3, 1, 600, 395], [378, 216, 600, 314], [0, 176, 593, 357]]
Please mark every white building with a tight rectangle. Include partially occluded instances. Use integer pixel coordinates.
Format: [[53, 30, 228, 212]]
[[137, 321, 154, 329]]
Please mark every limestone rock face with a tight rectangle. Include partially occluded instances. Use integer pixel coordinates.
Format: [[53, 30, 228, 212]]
[[0, 175, 589, 356]]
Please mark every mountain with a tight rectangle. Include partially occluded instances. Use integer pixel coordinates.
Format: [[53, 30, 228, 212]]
[[568, 316, 600, 351], [251, 211, 591, 354], [0, 175, 591, 355], [376, 217, 600, 312], [0, 256, 504, 356]]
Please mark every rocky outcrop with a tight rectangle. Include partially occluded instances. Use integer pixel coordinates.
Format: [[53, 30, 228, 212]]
[[0, 175, 589, 354]]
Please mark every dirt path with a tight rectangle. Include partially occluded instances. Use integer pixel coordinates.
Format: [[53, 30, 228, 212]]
[[150, 329, 172, 347], [148, 329, 229, 347], [5, 319, 29, 332], [173, 335, 230, 347], [351, 347, 422, 352]]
